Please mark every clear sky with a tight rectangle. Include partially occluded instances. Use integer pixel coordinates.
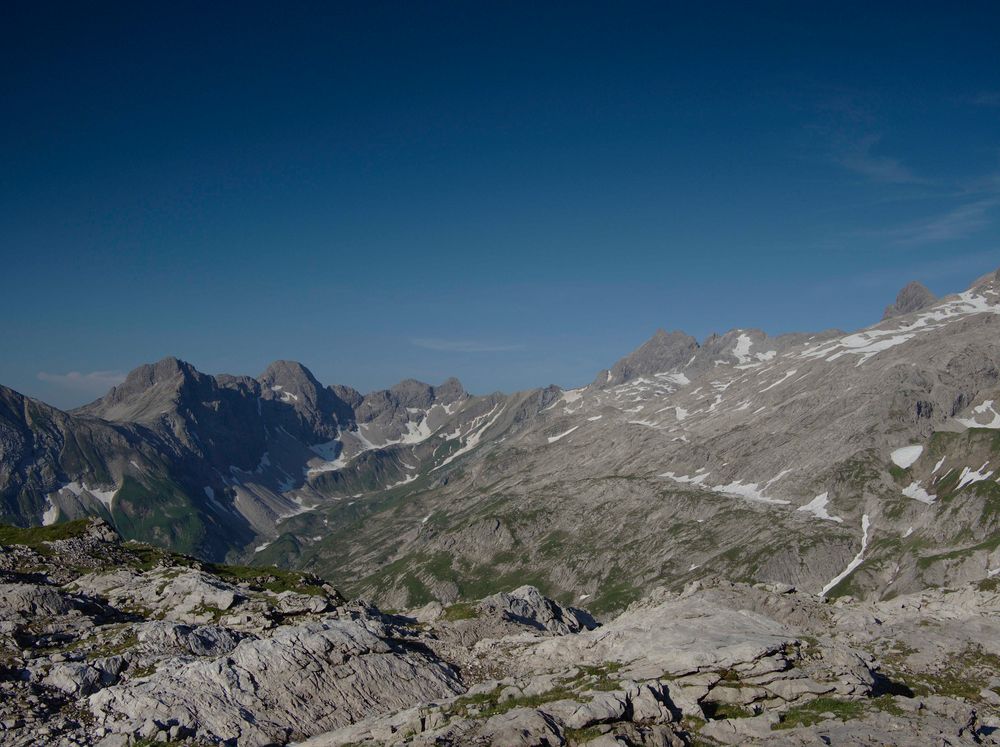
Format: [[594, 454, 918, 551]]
[[2, 1, 999, 408]]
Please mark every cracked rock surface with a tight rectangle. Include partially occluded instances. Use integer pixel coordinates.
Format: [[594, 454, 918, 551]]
[[4, 520, 1000, 746]]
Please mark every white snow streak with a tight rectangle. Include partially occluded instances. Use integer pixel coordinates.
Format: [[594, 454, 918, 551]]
[[821, 514, 871, 596], [433, 404, 506, 470], [547, 425, 580, 443], [759, 370, 797, 393]]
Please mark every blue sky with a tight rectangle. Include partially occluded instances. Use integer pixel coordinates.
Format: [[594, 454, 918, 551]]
[[2, 1, 999, 408]]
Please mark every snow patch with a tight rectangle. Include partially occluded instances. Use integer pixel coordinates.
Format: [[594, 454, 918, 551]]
[[902, 481, 936, 504], [398, 417, 433, 444], [386, 474, 418, 489], [957, 463, 994, 491], [800, 290, 1000, 366], [660, 471, 711, 486], [52, 481, 117, 511], [628, 419, 661, 428], [732, 334, 754, 365], [433, 403, 506, 470], [660, 472, 790, 504], [42, 497, 59, 526], [712, 480, 791, 505], [957, 400, 1000, 429], [890, 445, 923, 469], [763, 469, 793, 490], [655, 371, 691, 386], [561, 388, 584, 404], [797, 492, 843, 522], [732, 334, 778, 368]]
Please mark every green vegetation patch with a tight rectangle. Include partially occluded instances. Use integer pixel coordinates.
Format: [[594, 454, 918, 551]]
[[705, 702, 755, 720], [112, 475, 208, 556], [563, 726, 605, 744], [0, 519, 92, 552], [448, 684, 582, 719], [440, 602, 480, 621], [206, 562, 332, 597], [354, 548, 554, 607], [773, 697, 866, 729], [587, 570, 641, 614], [560, 661, 624, 692], [915, 534, 1000, 569]]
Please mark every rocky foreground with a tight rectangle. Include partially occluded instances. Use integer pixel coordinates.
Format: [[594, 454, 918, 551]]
[[3, 520, 1000, 746]]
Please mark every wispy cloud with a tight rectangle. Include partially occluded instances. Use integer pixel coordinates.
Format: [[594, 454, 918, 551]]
[[410, 338, 524, 353], [36, 370, 126, 394], [834, 133, 926, 185], [806, 95, 927, 185], [878, 197, 1000, 245]]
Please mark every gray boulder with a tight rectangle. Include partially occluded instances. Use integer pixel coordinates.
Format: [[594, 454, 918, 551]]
[[477, 585, 597, 635], [89, 619, 463, 745]]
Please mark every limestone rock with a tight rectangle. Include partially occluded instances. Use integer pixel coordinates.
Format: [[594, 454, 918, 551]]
[[477, 585, 597, 635], [88, 620, 463, 745]]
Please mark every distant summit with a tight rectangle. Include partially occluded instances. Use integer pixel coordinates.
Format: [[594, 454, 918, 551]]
[[596, 330, 698, 386], [882, 281, 936, 320]]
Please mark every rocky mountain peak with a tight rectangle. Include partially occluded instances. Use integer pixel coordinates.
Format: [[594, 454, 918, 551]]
[[598, 329, 699, 386], [125, 356, 198, 389], [258, 360, 324, 404], [433, 377, 466, 403], [383, 379, 435, 410], [74, 356, 203, 422], [882, 280, 937, 320]]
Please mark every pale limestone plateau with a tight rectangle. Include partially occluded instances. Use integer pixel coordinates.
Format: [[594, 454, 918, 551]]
[[2, 520, 1000, 745]]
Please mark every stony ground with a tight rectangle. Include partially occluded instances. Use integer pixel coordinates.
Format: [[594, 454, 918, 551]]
[[3, 519, 1000, 745]]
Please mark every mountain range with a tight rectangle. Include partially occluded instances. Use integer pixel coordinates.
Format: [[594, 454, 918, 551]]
[[4, 268, 1000, 613]]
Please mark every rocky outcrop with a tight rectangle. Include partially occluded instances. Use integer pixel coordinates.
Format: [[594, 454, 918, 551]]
[[3, 519, 1000, 746], [476, 585, 597, 635], [300, 577, 1000, 746], [89, 620, 463, 745]]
